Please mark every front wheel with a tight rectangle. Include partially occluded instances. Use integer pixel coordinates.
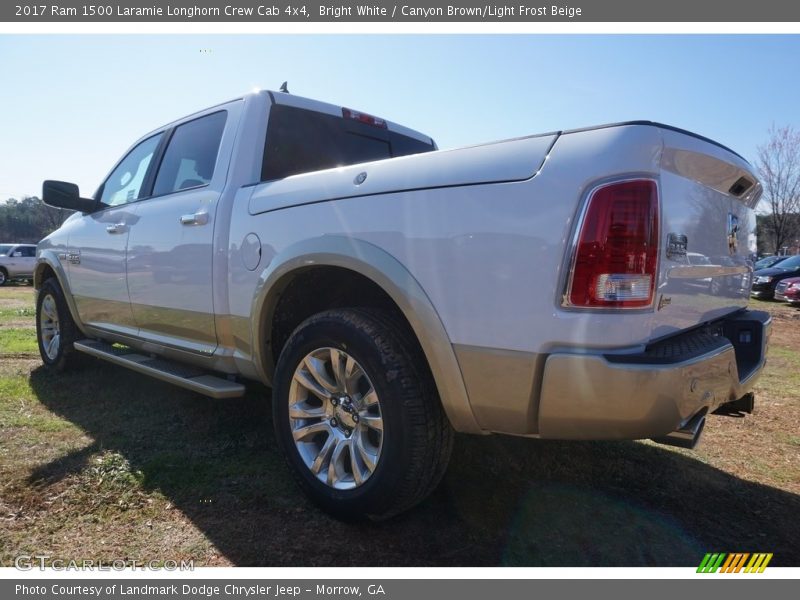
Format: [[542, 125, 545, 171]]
[[272, 308, 454, 520], [0, 268, 8, 286], [36, 277, 82, 371]]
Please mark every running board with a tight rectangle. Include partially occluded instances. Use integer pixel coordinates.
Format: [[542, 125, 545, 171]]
[[73, 339, 245, 399]]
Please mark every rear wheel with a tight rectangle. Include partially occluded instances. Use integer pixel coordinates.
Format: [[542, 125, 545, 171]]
[[36, 277, 82, 371], [272, 308, 454, 520]]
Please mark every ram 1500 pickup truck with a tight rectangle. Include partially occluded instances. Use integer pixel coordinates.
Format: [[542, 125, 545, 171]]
[[37, 91, 770, 519]]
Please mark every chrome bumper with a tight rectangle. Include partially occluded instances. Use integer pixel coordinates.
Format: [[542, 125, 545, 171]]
[[537, 310, 771, 440]]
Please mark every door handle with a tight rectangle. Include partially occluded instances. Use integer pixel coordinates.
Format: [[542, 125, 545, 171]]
[[180, 211, 209, 226], [106, 223, 126, 234]]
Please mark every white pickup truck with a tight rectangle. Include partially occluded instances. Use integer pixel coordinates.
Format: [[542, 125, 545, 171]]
[[37, 90, 770, 519]]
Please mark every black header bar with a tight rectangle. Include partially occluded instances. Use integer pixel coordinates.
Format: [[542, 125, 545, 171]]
[[3, 0, 800, 22]]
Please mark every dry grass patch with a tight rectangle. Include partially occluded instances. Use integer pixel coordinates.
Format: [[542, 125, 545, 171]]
[[0, 287, 798, 566]]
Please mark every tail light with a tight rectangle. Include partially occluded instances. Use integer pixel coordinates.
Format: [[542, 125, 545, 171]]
[[342, 108, 388, 129], [565, 179, 659, 309]]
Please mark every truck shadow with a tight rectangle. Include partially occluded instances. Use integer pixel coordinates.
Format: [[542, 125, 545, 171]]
[[27, 362, 800, 567]]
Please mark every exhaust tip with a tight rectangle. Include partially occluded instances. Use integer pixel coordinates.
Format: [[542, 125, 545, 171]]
[[652, 412, 706, 450], [713, 392, 755, 416]]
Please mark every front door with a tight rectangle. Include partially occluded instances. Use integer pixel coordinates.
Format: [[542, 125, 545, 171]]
[[67, 133, 162, 335]]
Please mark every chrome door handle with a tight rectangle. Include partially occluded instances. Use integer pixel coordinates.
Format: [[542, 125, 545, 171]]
[[106, 223, 126, 234], [180, 211, 209, 226]]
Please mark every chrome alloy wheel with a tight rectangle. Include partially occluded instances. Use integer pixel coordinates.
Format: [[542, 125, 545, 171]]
[[288, 348, 383, 490], [39, 293, 61, 361]]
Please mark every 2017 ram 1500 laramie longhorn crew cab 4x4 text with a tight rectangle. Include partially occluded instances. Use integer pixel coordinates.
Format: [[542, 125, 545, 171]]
[[36, 91, 770, 519]]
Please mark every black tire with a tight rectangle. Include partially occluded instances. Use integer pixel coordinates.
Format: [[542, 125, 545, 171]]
[[0, 268, 8, 286], [36, 277, 83, 371], [272, 308, 454, 521]]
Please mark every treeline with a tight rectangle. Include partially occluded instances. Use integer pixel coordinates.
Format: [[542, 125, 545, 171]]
[[0, 197, 73, 244], [756, 213, 800, 256]]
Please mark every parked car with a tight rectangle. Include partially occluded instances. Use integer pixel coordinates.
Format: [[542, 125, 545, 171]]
[[0, 243, 37, 285], [686, 252, 714, 287], [35, 90, 770, 519], [708, 254, 751, 295], [774, 276, 800, 305], [751, 255, 800, 299], [755, 255, 789, 270]]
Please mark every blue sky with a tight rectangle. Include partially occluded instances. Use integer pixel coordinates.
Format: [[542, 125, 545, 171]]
[[1, 34, 799, 199]]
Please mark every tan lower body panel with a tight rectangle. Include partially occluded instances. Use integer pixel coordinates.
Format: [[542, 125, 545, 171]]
[[453, 344, 542, 435]]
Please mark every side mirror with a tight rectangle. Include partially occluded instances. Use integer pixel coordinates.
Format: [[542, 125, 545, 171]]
[[11, 251, 22, 257], [42, 180, 96, 213]]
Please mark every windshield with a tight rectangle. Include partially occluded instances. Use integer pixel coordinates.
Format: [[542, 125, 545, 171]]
[[775, 255, 800, 269], [0, 244, 12, 256], [756, 256, 785, 269], [688, 254, 711, 266]]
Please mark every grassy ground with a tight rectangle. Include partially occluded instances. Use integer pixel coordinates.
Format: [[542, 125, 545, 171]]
[[0, 284, 798, 567]]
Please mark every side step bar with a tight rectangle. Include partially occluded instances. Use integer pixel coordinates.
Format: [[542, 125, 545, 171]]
[[73, 339, 246, 399]]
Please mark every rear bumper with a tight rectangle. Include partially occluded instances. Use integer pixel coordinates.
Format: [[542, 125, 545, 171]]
[[537, 310, 771, 440]]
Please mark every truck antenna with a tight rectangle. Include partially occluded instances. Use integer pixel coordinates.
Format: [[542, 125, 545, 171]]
[[279, 81, 289, 93]]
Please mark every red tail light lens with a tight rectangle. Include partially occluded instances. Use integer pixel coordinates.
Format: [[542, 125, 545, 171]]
[[342, 108, 388, 129], [567, 179, 659, 308]]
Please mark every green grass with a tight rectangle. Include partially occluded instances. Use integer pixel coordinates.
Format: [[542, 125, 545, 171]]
[[0, 327, 38, 354], [0, 306, 35, 319], [0, 370, 77, 433], [755, 346, 800, 399]]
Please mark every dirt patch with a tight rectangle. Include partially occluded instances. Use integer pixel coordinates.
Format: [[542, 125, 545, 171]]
[[758, 300, 800, 348], [0, 286, 35, 310]]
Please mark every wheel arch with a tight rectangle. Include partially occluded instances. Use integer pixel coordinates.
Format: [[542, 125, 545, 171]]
[[33, 253, 86, 336], [252, 236, 481, 434]]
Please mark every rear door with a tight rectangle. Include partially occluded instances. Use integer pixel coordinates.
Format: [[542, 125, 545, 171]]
[[5, 245, 35, 277], [654, 128, 761, 339], [17, 245, 37, 276], [125, 103, 239, 354]]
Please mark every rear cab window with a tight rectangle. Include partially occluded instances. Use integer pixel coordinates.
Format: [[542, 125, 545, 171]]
[[261, 104, 435, 181], [153, 111, 227, 196]]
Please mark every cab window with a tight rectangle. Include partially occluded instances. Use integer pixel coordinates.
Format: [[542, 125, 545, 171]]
[[99, 133, 163, 208], [152, 111, 227, 196], [261, 104, 435, 181]]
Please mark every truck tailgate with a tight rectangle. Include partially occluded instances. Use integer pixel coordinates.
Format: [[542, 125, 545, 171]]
[[652, 128, 761, 339]]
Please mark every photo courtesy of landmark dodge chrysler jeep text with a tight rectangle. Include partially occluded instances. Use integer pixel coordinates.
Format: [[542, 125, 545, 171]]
[[35, 90, 770, 519]]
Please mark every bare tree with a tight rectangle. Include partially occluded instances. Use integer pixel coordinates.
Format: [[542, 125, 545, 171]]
[[756, 124, 800, 254]]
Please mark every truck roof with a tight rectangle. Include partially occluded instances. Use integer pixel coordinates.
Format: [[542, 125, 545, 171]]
[[143, 90, 436, 149]]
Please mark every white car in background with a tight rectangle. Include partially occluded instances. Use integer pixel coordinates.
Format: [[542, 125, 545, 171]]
[[0, 243, 37, 285]]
